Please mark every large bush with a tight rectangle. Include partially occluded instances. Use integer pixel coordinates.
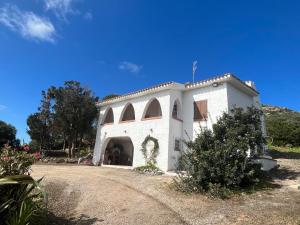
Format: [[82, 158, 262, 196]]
[[175, 107, 265, 197]]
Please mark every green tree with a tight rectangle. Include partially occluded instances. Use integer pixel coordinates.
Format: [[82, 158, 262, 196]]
[[102, 94, 119, 101], [27, 90, 55, 150], [27, 81, 98, 155], [0, 120, 19, 148], [52, 81, 98, 157], [27, 113, 49, 150]]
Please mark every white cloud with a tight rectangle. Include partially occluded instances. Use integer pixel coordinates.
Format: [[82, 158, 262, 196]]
[[83, 12, 93, 21], [119, 61, 143, 74], [0, 105, 7, 111], [44, 0, 77, 20], [0, 4, 56, 43]]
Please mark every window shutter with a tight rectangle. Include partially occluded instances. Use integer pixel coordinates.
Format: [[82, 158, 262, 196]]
[[194, 100, 208, 121], [200, 100, 208, 120], [194, 102, 201, 120]]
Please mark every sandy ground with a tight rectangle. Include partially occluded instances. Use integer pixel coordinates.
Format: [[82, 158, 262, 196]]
[[32, 158, 300, 225]]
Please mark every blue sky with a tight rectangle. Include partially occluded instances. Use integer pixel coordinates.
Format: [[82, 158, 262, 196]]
[[0, 0, 299, 142]]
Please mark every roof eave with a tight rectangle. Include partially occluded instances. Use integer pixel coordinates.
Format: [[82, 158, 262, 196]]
[[97, 82, 184, 107], [185, 73, 259, 96]]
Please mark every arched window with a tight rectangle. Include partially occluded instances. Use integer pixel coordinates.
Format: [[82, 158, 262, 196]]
[[172, 99, 182, 120], [102, 107, 114, 124], [120, 103, 135, 122], [143, 98, 162, 119]]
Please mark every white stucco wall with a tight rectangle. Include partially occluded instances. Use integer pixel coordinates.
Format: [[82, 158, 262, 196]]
[[168, 90, 184, 170], [227, 83, 267, 145], [182, 83, 229, 142], [93, 90, 172, 171], [227, 83, 255, 110], [93, 78, 263, 172]]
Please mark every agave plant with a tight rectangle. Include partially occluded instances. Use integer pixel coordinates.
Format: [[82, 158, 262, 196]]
[[0, 175, 47, 225]]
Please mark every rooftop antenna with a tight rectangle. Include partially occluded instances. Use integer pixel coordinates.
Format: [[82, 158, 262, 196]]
[[192, 60, 198, 83]]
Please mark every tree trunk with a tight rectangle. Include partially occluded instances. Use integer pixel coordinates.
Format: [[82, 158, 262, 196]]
[[68, 139, 72, 158], [71, 141, 75, 158], [73, 131, 78, 158], [63, 139, 66, 151]]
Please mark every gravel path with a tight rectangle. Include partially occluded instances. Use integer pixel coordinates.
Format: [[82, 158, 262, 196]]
[[32, 158, 300, 225], [32, 165, 186, 225]]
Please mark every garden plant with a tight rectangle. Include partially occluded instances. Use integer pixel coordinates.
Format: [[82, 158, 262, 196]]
[[134, 135, 164, 175]]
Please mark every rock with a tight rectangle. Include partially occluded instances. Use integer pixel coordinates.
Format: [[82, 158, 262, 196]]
[[66, 158, 77, 164], [56, 158, 65, 163]]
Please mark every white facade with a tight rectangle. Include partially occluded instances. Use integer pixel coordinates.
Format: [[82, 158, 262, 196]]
[[93, 74, 263, 172]]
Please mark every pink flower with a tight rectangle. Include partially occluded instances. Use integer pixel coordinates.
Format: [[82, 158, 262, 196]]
[[33, 152, 41, 160], [23, 145, 30, 152], [1, 156, 10, 161]]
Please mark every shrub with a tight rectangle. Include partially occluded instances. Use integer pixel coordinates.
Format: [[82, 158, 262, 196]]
[[79, 148, 90, 157], [134, 163, 164, 176], [175, 107, 265, 198], [134, 135, 163, 175], [0, 145, 46, 224], [0, 145, 37, 176]]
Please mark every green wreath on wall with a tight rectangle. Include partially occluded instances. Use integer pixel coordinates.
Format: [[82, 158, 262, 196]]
[[141, 135, 159, 165]]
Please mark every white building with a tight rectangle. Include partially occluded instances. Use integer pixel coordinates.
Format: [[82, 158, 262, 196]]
[[93, 74, 268, 172]]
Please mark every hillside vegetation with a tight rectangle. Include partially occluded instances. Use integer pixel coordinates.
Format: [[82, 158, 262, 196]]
[[263, 105, 300, 147]]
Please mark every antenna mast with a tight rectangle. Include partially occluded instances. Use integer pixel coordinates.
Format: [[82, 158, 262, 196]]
[[192, 60, 198, 83]]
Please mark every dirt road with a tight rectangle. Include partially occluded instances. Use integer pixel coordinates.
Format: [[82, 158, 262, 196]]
[[32, 158, 300, 225], [32, 165, 186, 225]]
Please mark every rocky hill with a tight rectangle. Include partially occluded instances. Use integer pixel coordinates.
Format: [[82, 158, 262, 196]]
[[262, 105, 299, 116], [262, 105, 300, 147]]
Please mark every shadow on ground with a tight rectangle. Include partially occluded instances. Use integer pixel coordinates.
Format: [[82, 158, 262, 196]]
[[243, 162, 300, 194], [44, 181, 103, 225], [47, 213, 103, 225], [269, 167, 300, 180], [269, 148, 300, 159]]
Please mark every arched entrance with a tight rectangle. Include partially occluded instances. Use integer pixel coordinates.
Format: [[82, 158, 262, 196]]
[[103, 137, 134, 166]]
